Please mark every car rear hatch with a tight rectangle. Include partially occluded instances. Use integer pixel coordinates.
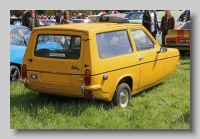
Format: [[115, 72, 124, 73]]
[[22, 29, 89, 96]]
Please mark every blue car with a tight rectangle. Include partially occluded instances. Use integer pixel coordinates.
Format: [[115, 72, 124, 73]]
[[10, 25, 32, 82]]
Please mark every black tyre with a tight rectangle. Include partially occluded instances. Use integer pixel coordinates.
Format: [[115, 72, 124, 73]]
[[10, 65, 20, 82], [112, 83, 131, 108]]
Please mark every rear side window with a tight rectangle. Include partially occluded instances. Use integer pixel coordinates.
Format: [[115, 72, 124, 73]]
[[34, 35, 81, 59], [96, 30, 133, 59]]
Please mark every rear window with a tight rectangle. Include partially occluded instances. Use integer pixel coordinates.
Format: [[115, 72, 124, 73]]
[[34, 35, 81, 59], [96, 30, 133, 59]]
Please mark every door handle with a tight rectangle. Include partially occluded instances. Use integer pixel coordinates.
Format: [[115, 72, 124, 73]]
[[138, 55, 144, 60]]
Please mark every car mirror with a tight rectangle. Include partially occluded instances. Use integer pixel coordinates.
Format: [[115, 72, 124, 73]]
[[157, 47, 167, 53]]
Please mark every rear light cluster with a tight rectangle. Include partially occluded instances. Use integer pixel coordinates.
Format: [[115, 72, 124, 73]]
[[84, 69, 91, 85], [83, 69, 94, 99], [22, 64, 27, 78], [166, 38, 175, 44]]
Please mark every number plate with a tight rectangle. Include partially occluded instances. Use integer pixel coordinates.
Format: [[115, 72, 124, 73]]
[[178, 39, 190, 43]]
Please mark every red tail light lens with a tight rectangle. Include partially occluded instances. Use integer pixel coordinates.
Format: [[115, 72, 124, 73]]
[[166, 38, 175, 44], [84, 69, 91, 85], [22, 64, 27, 78]]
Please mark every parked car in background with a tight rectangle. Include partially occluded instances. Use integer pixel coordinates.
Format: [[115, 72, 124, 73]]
[[13, 21, 22, 25], [164, 21, 190, 54], [101, 12, 143, 20], [10, 25, 32, 82], [102, 13, 128, 19], [72, 19, 92, 23], [10, 17, 22, 25], [39, 19, 58, 26], [19, 16, 180, 108], [123, 11, 143, 20]]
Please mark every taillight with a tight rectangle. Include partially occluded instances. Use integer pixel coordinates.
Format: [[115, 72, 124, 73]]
[[84, 69, 91, 85], [166, 38, 175, 44], [22, 64, 27, 78]]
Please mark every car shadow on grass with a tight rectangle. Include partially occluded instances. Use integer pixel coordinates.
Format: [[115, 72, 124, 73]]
[[10, 89, 115, 117], [10, 81, 167, 119]]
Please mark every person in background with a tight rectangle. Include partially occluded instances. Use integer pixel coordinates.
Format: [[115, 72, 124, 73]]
[[142, 10, 160, 39], [82, 13, 86, 19], [74, 11, 83, 19], [50, 14, 55, 20], [186, 10, 190, 21], [88, 12, 92, 17], [60, 10, 73, 24], [40, 14, 46, 19], [56, 10, 64, 24], [160, 10, 175, 46], [178, 10, 190, 22], [22, 10, 39, 29]]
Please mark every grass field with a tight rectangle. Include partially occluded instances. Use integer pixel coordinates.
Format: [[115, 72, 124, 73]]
[[10, 55, 190, 129]]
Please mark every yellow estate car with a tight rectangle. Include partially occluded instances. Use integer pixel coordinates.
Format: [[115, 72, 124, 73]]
[[164, 21, 190, 54], [19, 16, 180, 108]]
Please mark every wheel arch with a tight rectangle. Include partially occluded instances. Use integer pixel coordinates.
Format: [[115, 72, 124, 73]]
[[110, 74, 134, 100], [10, 62, 21, 72]]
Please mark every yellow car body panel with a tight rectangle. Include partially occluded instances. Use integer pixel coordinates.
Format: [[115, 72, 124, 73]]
[[19, 21, 180, 104]]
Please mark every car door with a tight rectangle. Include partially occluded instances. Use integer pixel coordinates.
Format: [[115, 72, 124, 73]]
[[129, 28, 165, 88]]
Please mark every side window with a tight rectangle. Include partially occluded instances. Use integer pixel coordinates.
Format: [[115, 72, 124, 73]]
[[35, 35, 81, 59], [96, 30, 133, 59], [10, 29, 24, 46], [131, 29, 154, 51]]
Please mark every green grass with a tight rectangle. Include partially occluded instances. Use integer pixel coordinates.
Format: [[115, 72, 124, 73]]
[[10, 55, 190, 129]]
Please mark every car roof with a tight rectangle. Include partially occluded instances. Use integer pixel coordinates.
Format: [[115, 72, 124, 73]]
[[33, 22, 141, 32], [103, 13, 127, 18], [39, 19, 55, 21], [10, 25, 29, 31], [125, 11, 143, 13], [10, 24, 21, 31]]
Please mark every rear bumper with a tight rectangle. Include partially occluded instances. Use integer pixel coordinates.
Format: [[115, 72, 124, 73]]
[[163, 44, 190, 51]]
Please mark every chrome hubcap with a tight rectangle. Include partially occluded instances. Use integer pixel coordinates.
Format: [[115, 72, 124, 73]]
[[119, 89, 129, 108]]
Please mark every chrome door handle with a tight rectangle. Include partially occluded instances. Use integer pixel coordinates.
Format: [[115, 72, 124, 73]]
[[138, 55, 144, 60]]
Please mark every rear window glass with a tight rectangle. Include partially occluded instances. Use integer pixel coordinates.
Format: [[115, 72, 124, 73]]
[[34, 35, 81, 59], [96, 30, 133, 59]]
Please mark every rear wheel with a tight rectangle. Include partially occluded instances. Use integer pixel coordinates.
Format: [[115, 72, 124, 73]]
[[10, 65, 20, 82], [112, 83, 131, 108]]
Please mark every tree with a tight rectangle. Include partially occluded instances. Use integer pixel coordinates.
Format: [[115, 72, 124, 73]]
[[10, 10, 25, 17]]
